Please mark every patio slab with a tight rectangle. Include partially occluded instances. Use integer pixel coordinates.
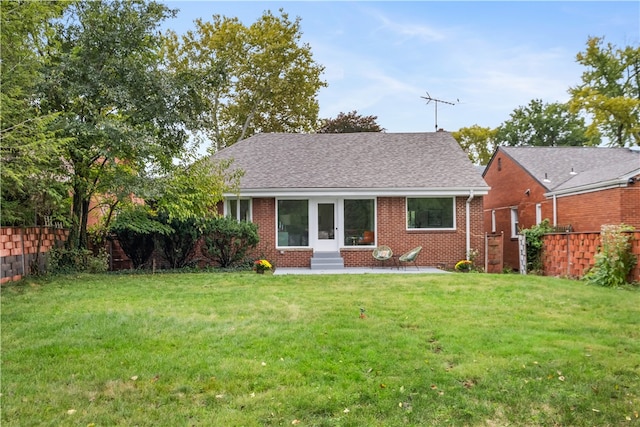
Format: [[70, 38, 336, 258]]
[[273, 267, 450, 275]]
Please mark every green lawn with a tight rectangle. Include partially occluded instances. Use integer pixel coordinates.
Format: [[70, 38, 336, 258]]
[[2, 272, 639, 426]]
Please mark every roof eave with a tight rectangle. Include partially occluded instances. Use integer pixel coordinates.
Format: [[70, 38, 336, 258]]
[[545, 178, 631, 198], [224, 187, 490, 198]]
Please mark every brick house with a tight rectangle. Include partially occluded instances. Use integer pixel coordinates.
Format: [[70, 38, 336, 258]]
[[212, 132, 489, 269], [482, 146, 640, 270]]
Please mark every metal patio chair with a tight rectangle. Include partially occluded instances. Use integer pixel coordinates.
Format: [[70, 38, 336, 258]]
[[398, 246, 422, 270], [372, 245, 395, 268]]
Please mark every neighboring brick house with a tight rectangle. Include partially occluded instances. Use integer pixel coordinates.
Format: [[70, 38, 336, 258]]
[[212, 132, 490, 269], [482, 146, 640, 271]]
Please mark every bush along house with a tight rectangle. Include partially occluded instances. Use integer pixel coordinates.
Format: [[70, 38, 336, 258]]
[[212, 132, 490, 270]]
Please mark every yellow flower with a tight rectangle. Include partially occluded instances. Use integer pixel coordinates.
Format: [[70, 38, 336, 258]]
[[455, 260, 472, 271], [254, 259, 272, 270]]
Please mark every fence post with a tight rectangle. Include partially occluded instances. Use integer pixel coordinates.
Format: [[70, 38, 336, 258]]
[[20, 227, 26, 278], [518, 234, 527, 275]]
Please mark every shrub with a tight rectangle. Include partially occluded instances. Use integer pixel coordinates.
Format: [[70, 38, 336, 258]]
[[520, 219, 554, 273], [47, 248, 109, 274], [109, 205, 172, 269], [154, 216, 202, 269], [586, 224, 636, 287], [201, 217, 259, 268]]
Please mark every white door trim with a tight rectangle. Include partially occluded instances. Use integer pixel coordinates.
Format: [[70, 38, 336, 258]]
[[311, 198, 339, 252]]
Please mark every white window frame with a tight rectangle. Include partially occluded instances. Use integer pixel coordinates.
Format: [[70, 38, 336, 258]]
[[536, 203, 542, 225], [406, 197, 456, 230], [276, 198, 310, 248], [226, 198, 252, 222], [510, 207, 519, 238], [342, 198, 377, 247], [491, 209, 496, 233]]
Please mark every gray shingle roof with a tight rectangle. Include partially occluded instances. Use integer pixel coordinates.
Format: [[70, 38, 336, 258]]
[[492, 146, 640, 193], [212, 132, 489, 193]]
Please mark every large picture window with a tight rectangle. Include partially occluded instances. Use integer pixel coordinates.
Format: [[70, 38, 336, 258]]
[[277, 200, 309, 247], [343, 199, 375, 246], [407, 197, 454, 229], [227, 199, 251, 222]]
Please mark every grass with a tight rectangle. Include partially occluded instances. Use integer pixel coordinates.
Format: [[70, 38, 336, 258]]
[[1, 272, 639, 426]]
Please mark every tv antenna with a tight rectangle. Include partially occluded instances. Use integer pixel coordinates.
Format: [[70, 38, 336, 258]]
[[421, 92, 458, 131]]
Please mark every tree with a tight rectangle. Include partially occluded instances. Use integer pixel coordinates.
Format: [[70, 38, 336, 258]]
[[0, 1, 69, 226], [317, 110, 385, 133], [451, 125, 498, 165], [569, 37, 640, 147], [145, 156, 242, 222], [107, 156, 242, 269], [37, 0, 201, 250], [164, 9, 326, 151], [495, 99, 599, 147]]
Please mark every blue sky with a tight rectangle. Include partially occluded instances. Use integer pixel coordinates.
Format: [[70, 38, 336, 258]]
[[162, 1, 639, 133]]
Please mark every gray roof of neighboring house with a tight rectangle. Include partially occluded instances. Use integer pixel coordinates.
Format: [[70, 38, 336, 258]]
[[488, 146, 640, 194], [212, 132, 489, 195]]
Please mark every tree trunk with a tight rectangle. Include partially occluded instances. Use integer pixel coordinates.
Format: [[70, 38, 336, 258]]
[[67, 183, 90, 250]]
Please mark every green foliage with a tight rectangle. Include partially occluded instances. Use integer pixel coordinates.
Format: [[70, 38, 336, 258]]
[[109, 204, 172, 269], [495, 99, 599, 147], [569, 37, 640, 147], [35, 0, 195, 249], [586, 224, 637, 287], [521, 219, 554, 273], [0, 1, 70, 226], [452, 125, 498, 165], [150, 157, 242, 223], [202, 217, 259, 268], [317, 110, 385, 133], [46, 248, 109, 275], [154, 215, 202, 269], [164, 9, 326, 150]]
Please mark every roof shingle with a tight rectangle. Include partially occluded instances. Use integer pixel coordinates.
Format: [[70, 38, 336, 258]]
[[491, 146, 640, 192], [213, 132, 489, 192]]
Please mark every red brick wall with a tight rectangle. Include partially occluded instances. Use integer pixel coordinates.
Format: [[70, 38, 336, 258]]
[[556, 185, 640, 232], [483, 152, 640, 271], [483, 152, 552, 270], [1, 227, 68, 284], [543, 231, 640, 281], [252, 196, 485, 270], [252, 197, 313, 268], [621, 180, 640, 225]]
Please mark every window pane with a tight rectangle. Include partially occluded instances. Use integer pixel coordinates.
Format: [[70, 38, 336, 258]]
[[277, 200, 308, 247], [344, 199, 375, 245], [407, 198, 454, 229], [228, 199, 251, 221], [228, 199, 237, 218], [240, 199, 250, 222]]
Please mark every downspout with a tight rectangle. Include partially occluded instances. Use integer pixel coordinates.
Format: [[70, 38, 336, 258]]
[[553, 194, 557, 226], [466, 190, 474, 259]]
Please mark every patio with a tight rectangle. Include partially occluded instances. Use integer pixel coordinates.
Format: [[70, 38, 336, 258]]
[[274, 266, 450, 275]]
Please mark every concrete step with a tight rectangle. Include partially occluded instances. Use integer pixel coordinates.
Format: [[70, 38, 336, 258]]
[[310, 251, 345, 269]]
